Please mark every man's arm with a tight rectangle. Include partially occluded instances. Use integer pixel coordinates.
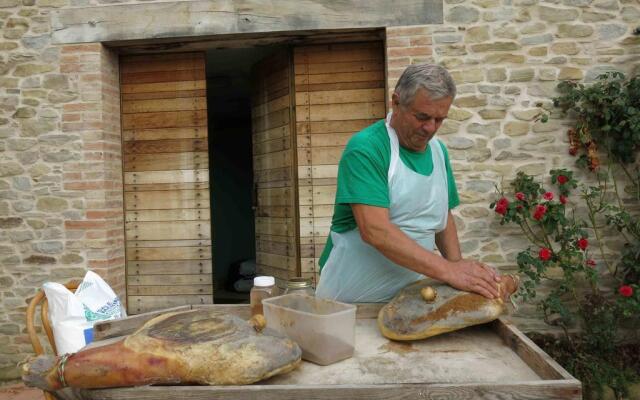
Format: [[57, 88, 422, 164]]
[[435, 210, 462, 261], [352, 204, 501, 299]]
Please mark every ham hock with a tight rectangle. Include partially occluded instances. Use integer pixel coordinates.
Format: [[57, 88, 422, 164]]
[[378, 274, 519, 340], [22, 309, 302, 390]]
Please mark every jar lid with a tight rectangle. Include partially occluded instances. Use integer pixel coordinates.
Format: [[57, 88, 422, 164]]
[[286, 277, 312, 288], [254, 276, 275, 287]]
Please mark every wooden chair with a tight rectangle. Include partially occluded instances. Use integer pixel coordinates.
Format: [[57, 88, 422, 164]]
[[26, 280, 80, 400]]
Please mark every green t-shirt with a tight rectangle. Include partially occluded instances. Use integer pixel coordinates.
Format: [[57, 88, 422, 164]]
[[319, 119, 460, 269]]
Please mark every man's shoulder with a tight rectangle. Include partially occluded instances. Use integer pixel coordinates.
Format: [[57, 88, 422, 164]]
[[345, 119, 389, 154]]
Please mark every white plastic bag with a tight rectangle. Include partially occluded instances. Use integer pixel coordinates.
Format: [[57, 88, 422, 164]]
[[43, 271, 126, 355]]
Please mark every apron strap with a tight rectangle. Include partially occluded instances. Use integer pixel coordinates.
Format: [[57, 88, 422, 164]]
[[385, 112, 400, 185]]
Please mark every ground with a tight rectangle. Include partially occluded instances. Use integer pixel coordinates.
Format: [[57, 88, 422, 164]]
[[0, 381, 43, 400]]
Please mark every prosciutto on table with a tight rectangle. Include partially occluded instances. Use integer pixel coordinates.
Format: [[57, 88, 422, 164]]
[[22, 309, 301, 390]]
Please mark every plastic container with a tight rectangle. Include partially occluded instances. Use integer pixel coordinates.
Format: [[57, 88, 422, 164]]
[[250, 276, 277, 316], [263, 294, 356, 365], [283, 277, 315, 296]]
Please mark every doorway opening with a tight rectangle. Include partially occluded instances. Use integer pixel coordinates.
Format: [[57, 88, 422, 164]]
[[205, 46, 285, 303]]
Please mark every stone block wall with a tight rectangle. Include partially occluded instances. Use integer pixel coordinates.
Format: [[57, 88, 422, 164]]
[[0, 9, 123, 377], [0, 0, 638, 380]]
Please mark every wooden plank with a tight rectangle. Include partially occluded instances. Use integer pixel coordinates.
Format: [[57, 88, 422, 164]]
[[253, 125, 289, 144], [125, 221, 211, 240], [295, 59, 384, 75], [128, 274, 213, 286], [251, 94, 290, 119], [122, 97, 207, 114], [120, 68, 205, 84], [298, 119, 378, 134], [120, 57, 204, 74], [124, 152, 208, 172], [256, 239, 297, 256], [254, 166, 292, 183], [255, 217, 294, 236], [124, 170, 209, 185], [127, 259, 212, 275], [123, 127, 207, 142], [80, 381, 581, 400], [125, 182, 209, 192], [128, 296, 212, 314], [122, 110, 207, 129], [492, 319, 577, 381], [252, 107, 290, 132], [254, 205, 293, 218], [127, 240, 212, 248], [253, 136, 290, 156], [125, 209, 210, 222], [308, 133, 353, 147], [126, 246, 212, 261], [256, 251, 296, 271], [121, 89, 207, 101], [125, 189, 209, 207], [128, 285, 212, 296], [52, 1, 442, 44], [121, 80, 206, 94], [124, 138, 208, 154], [310, 146, 344, 165], [254, 150, 292, 171], [296, 88, 385, 106], [257, 187, 293, 207], [295, 70, 384, 86], [296, 80, 385, 93], [297, 102, 385, 122], [294, 46, 383, 64]]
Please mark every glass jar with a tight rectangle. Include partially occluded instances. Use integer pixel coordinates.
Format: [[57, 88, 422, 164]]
[[283, 277, 315, 296], [250, 276, 277, 316]]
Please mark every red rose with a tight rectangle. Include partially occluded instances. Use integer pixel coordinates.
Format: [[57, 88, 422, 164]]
[[543, 192, 554, 201], [495, 197, 509, 215], [539, 247, 552, 261], [586, 259, 596, 267], [516, 204, 524, 211], [515, 192, 525, 201], [560, 195, 568, 204], [619, 285, 634, 297], [577, 238, 589, 250], [557, 175, 568, 184], [495, 204, 507, 215], [533, 204, 547, 220]]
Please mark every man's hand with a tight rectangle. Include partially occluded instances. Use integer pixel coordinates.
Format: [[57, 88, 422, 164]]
[[444, 260, 501, 299]]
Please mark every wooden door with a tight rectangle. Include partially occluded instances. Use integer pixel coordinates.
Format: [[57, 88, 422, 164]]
[[120, 52, 213, 314], [251, 50, 300, 286], [293, 42, 386, 284]]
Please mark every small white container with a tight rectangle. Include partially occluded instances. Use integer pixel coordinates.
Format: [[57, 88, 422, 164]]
[[262, 294, 356, 365]]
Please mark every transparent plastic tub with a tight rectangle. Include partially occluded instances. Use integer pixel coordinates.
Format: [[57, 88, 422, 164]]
[[262, 294, 357, 365]]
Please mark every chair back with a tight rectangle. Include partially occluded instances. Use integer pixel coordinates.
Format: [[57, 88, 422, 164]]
[[26, 280, 80, 355]]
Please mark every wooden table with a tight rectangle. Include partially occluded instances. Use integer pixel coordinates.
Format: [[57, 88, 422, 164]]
[[63, 304, 581, 400]]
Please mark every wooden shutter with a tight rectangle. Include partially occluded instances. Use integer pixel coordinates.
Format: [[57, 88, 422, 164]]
[[120, 52, 213, 314], [251, 50, 300, 285], [294, 42, 386, 284]]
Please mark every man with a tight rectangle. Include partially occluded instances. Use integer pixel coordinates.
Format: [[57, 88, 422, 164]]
[[315, 64, 501, 303]]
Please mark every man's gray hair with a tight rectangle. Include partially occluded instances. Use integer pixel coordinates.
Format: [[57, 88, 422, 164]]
[[394, 64, 456, 105]]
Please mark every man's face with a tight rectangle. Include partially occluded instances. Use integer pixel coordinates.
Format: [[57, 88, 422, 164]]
[[390, 89, 453, 152]]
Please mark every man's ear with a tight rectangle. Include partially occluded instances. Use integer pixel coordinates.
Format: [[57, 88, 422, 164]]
[[391, 93, 400, 108]]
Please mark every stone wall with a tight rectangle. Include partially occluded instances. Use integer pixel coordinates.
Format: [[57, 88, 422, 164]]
[[1, 0, 639, 380], [0, 1, 123, 378]]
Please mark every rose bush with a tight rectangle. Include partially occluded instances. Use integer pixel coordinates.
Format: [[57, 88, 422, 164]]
[[491, 73, 640, 399]]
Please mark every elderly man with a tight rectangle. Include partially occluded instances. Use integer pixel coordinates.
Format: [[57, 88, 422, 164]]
[[315, 64, 501, 303]]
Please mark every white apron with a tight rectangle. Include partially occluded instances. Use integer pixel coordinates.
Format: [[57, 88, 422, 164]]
[[315, 113, 449, 303]]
